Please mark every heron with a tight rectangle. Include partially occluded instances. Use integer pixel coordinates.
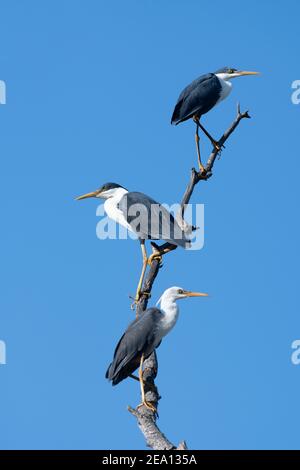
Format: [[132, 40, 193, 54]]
[[171, 67, 259, 171], [76, 183, 191, 305], [106, 286, 208, 412]]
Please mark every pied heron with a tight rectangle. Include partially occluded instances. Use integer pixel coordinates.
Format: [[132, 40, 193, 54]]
[[76, 183, 191, 306], [171, 67, 259, 171], [106, 286, 208, 412]]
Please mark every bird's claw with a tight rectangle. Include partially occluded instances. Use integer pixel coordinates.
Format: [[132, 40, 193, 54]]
[[137, 400, 157, 415], [130, 291, 151, 309], [147, 254, 163, 267], [143, 291, 151, 297], [138, 291, 151, 300]]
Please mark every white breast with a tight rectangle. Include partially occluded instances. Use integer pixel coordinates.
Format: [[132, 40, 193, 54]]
[[158, 302, 179, 339], [104, 189, 133, 232], [159, 310, 179, 337], [215, 74, 233, 105]]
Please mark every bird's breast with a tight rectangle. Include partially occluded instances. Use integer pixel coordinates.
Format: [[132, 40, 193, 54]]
[[104, 198, 133, 232], [216, 78, 232, 105], [159, 310, 179, 338]]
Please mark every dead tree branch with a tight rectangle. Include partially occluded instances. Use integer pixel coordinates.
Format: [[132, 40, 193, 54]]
[[128, 105, 251, 449]]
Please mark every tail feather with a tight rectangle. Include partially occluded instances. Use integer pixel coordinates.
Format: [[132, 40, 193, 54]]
[[105, 362, 121, 386], [105, 363, 112, 380], [172, 237, 191, 249], [151, 237, 191, 250]]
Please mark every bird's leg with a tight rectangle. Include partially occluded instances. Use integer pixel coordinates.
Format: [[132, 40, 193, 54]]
[[129, 374, 156, 391], [137, 354, 157, 413], [132, 241, 148, 309], [129, 373, 141, 383], [195, 117, 223, 153], [193, 117, 205, 173]]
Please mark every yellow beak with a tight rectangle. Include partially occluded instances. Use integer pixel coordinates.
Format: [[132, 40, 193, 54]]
[[239, 70, 260, 76], [75, 191, 98, 201], [184, 291, 208, 298]]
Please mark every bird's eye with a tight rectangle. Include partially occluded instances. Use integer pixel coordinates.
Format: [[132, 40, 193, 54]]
[[178, 289, 183, 294], [229, 69, 234, 74]]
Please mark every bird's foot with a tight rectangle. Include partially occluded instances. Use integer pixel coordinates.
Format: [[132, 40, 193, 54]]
[[147, 253, 163, 267], [141, 291, 151, 298], [135, 291, 151, 303], [137, 400, 157, 414], [130, 293, 140, 310], [130, 291, 151, 310]]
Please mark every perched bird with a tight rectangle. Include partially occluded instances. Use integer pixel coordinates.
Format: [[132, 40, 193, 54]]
[[76, 183, 191, 305], [106, 286, 208, 411], [171, 67, 259, 171]]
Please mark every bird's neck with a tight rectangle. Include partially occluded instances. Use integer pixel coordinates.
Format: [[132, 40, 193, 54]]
[[159, 296, 179, 335], [109, 187, 128, 203], [103, 187, 132, 232], [215, 73, 233, 103]]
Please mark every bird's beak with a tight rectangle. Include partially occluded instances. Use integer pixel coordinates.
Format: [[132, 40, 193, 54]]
[[238, 70, 260, 76], [75, 190, 99, 201], [184, 291, 208, 298]]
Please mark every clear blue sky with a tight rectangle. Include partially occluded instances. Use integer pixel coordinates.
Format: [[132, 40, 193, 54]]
[[1, 0, 299, 450]]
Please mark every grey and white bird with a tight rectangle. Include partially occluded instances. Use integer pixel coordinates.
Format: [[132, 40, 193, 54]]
[[171, 67, 259, 171], [76, 183, 191, 304], [106, 286, 208, 412]]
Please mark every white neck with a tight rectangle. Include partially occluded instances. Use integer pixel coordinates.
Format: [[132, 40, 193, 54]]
[[215, 73, 233, 104], [103, 187, 132, 231], [105, 187, 128, 202], [158, 293, 179, 337]]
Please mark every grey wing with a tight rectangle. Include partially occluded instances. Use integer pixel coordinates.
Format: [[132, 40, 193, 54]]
[[171, 73, 221, 124], [119, 192, 190, 248], [105, 308, 162, 385]]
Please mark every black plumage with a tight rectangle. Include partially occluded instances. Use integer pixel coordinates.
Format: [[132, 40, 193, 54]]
[[119, 191, 191, 248], [171, 73, 222, 125], [106, 308, 163, 385]]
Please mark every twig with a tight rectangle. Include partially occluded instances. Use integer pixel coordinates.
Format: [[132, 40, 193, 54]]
[[129, 105, 251, 449]]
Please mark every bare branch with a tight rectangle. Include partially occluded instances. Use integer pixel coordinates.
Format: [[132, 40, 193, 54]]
[[128, 405, 174, 450], [129, 106, 251, 449], [206, 103, 250, 173]]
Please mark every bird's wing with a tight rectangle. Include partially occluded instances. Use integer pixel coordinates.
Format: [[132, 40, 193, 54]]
[[171, 73, 221, 124], [119, 192, 190, 248], [106, 308, 162, 385]]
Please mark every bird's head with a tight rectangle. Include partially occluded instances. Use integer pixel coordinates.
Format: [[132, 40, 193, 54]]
[[215, 67, 259, 81], [75, 182, 127, 200], [158, 286, 208, 304]]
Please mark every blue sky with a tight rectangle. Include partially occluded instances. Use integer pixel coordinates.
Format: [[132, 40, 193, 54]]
[[0, 0, 299, 450]]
